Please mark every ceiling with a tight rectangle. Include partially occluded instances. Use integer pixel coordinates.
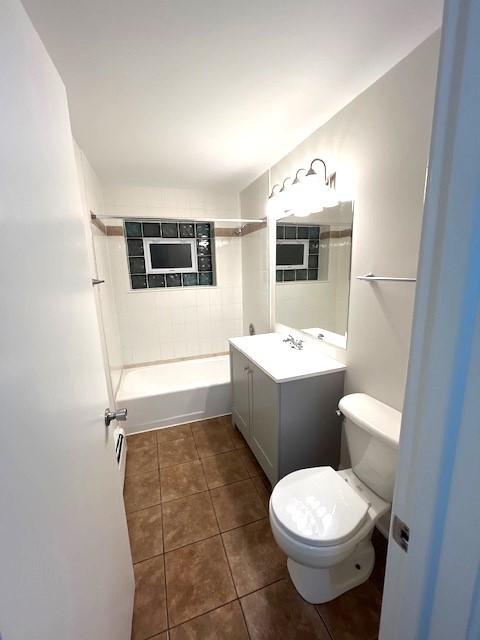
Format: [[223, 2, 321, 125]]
[[22, 0, 443, 192]]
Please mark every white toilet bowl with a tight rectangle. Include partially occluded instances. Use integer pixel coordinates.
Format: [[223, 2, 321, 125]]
[[269, 393, 401, 604], [269, 466, 389, 603]]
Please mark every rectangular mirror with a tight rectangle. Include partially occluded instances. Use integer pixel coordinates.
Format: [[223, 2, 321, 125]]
[[274, 201, 353, 348]]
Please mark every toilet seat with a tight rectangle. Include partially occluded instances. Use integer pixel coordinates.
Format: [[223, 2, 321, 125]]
[[270, 466, 369, 548]]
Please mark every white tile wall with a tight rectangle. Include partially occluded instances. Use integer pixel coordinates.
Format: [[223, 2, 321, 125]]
[[105, 186, 243, 366]]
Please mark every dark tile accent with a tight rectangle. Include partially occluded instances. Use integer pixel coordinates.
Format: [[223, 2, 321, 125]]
[[276, 225, 285, 239], [297, 226, 309, 239], [198, 256, 212, 272], [123, 468, 161, 513], [210, 478, 266, 532], [182, 273, 198, 287], [196, 223, 211, 238], [316, 579, 382, 640], [295, 269, 308, 281], [198, 272, 213, 286], [125, 221, 142, 237], [161, 222, 179, 238], [276, 270, 283, 283], [131, 275, 147, 289], [126, 219, 216, 290], [157, 437, 198, 469], [142, 221, 161, 237], [197, 238, 211, 256], [165, 536, 236, 626], [129, 257, 146, 274], [162, 491, 219, 552], [222, 518, 287, 596], [309, 239, 320, 254], [241, 579, 330, 639], [127, 505, 163, 563], [283, 270, 295, 282], [127, 238, 144, 256], [132, 555, 167, 639], [308, 254, 319, 269], [169, 601, 249, 640], [126, 432, 158, 477], [284, 225, 296, 239], [179, 222, 195, 238], [309, 226, 320, 239], [166, 273, 182, 287], [148, 274, 165, 288], [160, 460, 207, 502], [308, 269, 319, 280]]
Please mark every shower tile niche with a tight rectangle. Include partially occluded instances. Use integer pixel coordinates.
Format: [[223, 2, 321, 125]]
[[124, 219, 216, 289]]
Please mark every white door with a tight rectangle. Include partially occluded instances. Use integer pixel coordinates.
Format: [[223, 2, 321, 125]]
[[380, 0, 480, 637], [0, 2, 134, 639]]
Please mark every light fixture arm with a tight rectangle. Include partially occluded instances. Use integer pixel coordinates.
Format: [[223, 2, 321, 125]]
[[292, 168, 307, 185], [268, 183, 281, 199], [306, 158, 328, 184]]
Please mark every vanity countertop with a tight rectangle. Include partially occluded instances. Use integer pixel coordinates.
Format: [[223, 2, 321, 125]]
[[229, 333, 346, 383]]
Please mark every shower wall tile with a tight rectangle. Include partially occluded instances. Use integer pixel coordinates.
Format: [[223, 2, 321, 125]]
[[108, 231, 243, 367]]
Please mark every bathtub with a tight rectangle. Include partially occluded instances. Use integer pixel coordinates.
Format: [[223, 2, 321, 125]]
[[116, 355, 232, 434]]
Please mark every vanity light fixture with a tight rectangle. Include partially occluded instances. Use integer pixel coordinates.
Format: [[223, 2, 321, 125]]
[[265, 157, 339, 218], [278, 177, 294, 214]]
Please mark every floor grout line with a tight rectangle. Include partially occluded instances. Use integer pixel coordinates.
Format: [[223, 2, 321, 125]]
[[129, 419, 385, 639]]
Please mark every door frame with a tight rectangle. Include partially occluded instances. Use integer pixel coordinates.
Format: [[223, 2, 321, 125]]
[[379, 0, 480, 637]]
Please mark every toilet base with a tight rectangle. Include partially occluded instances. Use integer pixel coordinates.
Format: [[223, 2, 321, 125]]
[[287, 538, 375, 604]]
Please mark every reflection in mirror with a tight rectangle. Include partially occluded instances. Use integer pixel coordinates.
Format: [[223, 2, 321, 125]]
[[274, 201, 353, 347]]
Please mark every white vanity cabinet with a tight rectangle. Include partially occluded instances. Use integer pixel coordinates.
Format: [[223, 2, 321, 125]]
[[229, 334, 346, 486]]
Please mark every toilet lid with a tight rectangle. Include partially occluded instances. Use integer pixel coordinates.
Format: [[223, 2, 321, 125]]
[[270, 467, 369, 547]]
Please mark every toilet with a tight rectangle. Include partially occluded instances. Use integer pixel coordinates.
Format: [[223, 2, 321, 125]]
[[269, 392, 401, 604]]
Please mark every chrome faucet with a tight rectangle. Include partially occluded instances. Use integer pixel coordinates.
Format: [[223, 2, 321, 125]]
[[282, 334, 304, 350]]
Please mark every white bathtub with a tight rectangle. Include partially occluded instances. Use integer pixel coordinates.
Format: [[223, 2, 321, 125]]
[[116, 355, 232, 434]]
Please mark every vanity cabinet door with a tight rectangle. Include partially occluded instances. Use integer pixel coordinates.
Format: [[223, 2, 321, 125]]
[[250, 363, 278, 484], [230, 347, 251, 441]]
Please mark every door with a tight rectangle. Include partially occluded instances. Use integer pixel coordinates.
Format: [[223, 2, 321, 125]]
[[250, 363, 279, 484], [0, 2, 134, 639], [380, 0, 480, 637], [230, 347, 251, 439]]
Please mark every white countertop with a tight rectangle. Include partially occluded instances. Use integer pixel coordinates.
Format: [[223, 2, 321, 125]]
[[229, 333, 346, 383]]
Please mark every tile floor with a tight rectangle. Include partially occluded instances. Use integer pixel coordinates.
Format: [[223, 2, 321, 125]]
[[124, 415, 387, 640]]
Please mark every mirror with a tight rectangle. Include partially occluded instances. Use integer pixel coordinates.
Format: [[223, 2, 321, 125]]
[[274, 201, 353, 348]]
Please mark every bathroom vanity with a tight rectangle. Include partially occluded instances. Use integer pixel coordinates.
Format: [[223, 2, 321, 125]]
[[229, 333, 346, 485]]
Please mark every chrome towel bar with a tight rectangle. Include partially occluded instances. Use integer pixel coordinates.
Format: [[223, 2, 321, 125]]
[[356, 273, 416, 282]]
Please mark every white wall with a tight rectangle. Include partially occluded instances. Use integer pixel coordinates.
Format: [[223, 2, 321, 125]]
[[239, 171, 271, 335], [104, 186, 243, 365], [74, 144, 124, 396], [104, 185, 239, 221], [269, 33, 440, 410]]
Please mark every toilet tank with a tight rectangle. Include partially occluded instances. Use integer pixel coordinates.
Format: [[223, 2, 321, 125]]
[[338, 393, 401, 501]]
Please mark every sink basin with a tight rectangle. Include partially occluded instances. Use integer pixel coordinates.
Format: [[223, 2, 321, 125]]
[[228, 333, 346, 383]]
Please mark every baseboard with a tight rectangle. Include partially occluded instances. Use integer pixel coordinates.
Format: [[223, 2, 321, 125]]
[[126, 411, 232, 436]]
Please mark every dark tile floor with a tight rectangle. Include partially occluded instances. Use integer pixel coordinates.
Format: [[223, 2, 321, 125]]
[[124, 415, 387, 640]]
